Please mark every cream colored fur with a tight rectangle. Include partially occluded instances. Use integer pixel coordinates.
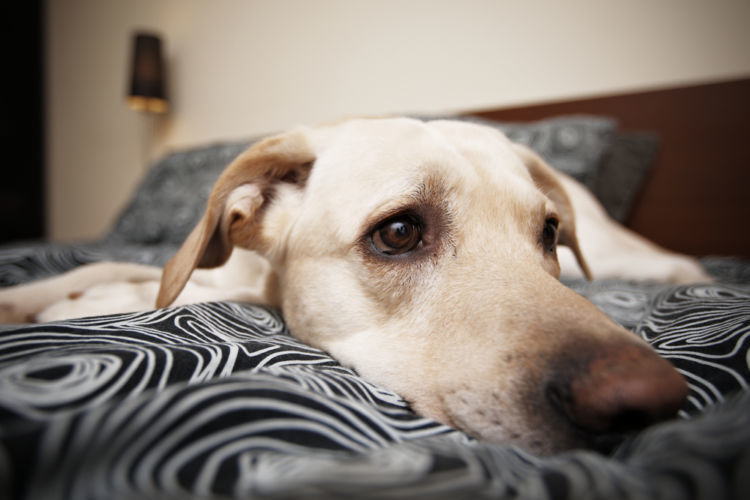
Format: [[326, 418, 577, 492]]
[[0, 118, 708, 454]]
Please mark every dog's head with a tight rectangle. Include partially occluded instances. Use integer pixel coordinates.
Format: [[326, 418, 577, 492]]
[[158, 118, 687, 455]]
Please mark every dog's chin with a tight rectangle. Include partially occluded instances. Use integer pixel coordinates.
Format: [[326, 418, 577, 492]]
[[463, 421, 632, 457], [435, 397, 631, 456]]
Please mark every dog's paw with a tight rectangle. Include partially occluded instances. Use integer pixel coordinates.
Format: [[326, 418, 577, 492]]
[[663, 256, 715, 285], [0, 303, 36, 324]]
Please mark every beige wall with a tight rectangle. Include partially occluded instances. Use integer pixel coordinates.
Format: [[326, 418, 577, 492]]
[[46, 0, 750, 242]]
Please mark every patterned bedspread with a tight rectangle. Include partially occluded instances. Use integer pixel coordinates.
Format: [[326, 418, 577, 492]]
[[1, 118, 749, 499], [1, 250, 749, 500]]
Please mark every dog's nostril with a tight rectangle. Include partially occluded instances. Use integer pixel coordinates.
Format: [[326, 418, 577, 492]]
[[609, 409, 654, 434], [545, 383, 570, 412]]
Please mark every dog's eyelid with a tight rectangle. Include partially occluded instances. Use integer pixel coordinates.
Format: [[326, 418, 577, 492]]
[[361, 204, 421, 239], [544, 208, 560, 225]]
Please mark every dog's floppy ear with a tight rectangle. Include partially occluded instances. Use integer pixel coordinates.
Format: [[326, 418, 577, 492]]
[[512, 143, 593, 280], [156, 129, 316, 308]]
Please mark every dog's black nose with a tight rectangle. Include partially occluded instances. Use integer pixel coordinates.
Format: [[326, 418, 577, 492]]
[[547, 344, 688, 437]]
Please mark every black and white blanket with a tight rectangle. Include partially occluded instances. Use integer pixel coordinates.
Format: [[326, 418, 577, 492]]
[[1, 117, 749, 499]]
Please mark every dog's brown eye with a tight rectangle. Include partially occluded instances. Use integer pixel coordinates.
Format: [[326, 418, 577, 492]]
[[542, 218, 559, 253], [372, 216, 422, 255]]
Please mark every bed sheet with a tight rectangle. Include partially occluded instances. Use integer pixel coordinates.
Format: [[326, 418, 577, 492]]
[[1, 246, 749, 499]]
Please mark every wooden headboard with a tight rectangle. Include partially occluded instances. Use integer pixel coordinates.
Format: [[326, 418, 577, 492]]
[[468, 78, 750, 259]]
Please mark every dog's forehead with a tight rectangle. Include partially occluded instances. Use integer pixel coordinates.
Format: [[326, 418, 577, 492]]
[[303, 118, 536, 215], [310, 118, 528, 175]]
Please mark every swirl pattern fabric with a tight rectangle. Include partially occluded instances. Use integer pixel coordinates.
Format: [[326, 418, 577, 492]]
[[1, 261, 750, 498], [642, 285, 750, 413]]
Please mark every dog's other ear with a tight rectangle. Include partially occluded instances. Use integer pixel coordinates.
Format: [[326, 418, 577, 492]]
[[156, 129, 316, 308], [512, 144, 593, 280]]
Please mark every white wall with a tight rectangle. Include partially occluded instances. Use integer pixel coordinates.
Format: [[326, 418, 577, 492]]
[[46, 0, 750, 242]]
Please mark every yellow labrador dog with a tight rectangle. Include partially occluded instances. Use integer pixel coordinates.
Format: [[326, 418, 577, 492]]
[[0, 118, 710, 455]]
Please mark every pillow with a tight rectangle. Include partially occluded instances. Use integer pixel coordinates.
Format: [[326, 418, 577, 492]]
[[451, 115, 617, 190], [108, 141, 253, 245], [453, 116, 658, 222], [109, 116, 656, 245], [593, 132, 659, 222]]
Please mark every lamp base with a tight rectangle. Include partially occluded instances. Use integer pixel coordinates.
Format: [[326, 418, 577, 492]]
[[127, 95, 168, 114]]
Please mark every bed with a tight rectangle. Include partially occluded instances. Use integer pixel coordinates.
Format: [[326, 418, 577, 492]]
[[1, 79, 749, 499]]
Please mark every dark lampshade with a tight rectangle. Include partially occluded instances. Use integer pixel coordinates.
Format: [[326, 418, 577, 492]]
[[127, 33, 168, 113]]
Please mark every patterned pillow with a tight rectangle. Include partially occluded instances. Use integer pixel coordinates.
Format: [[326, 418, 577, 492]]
[[455, 116, 658, 222], [459, 115, 617, 190], [108, 141, 253, 245], [593, 131, 659, 222], [108, 116, 652, 245]]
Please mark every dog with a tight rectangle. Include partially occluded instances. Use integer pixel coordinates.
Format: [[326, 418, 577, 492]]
[[0, 118, 711, 455]]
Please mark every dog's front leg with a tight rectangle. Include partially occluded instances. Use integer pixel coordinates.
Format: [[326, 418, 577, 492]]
[[0, 262, 163, 323], [556, 173, 713, 284]]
